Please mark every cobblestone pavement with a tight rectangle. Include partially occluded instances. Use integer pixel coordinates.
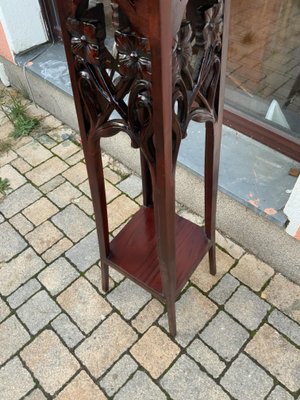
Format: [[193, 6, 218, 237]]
[[1, 88, 300, 399]]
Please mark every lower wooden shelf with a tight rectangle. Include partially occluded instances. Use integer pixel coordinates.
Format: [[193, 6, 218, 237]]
[[107, 207, 211, 301]]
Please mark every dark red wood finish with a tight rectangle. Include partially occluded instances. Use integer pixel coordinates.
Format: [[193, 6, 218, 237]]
[[56, 0, 230, 336], [108, 208, 211, 298]]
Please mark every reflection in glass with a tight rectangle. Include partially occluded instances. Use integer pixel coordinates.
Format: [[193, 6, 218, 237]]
[[226, 0, 300, 139]]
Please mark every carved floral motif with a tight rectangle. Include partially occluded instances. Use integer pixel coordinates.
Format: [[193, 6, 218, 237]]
[[115, 32, 151, 79], [203, 1, 223, 51], [173, 22, 193, 77], [67, 20, 100, 63], [64, 0, 225, 171]]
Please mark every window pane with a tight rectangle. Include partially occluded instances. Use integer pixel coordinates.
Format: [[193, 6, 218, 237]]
[[225, 0, 300, 140]]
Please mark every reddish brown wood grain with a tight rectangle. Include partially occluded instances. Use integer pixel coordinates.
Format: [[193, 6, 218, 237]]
[[108, 207, 211, 298], [56, 0, 230, 336]]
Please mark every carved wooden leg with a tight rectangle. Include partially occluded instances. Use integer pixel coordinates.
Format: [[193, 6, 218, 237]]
[[140, 151, 153, 207], [205, 121, 222, 276], [153, 181, 177, 336], [101, 261, 109, 292], [166, 293, 177, 337], [85, 142, 110, 292], [149, 0, 177, 336]]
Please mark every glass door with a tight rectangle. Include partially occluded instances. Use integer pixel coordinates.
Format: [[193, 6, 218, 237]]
[[225, 0, 300, 161], [40, 0, 62, 41]]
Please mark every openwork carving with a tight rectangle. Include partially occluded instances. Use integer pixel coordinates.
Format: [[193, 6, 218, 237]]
[[64, 0, 224, 173]]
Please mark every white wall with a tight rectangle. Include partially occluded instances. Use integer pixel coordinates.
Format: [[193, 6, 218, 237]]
[[0, 0, 48, 55]]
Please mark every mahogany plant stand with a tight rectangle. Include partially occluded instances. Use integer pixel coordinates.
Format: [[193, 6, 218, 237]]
[[57, 0, 230, 337]]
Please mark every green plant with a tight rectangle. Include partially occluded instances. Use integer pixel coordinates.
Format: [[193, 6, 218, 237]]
[[0, 138, 13, 155], [0, 177, 11, 195], [1, 95, 39, 139]]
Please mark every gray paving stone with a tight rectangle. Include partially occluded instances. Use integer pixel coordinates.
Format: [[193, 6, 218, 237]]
[[26, 221, 63, 254], [38, 257, 79, 295], [0, 213, 4, 223], [7, 279, 41, 309], [0, 222, 27, 262], [109, 268, 124, 283], [109, 159, 130, 177], [177, 208, 203, 226], [200, 311, 249, 361], [115, 371, 166, 400], [100, 354, 138, 396], [51, 313, 85, 348], [231, 254, 274, 291], [47, 125, 74, 142], [26, 104, 49, 119], [161, 355, 230, 400], [74, 194, 94, 216], [268, 309, 300, 347], [105, 180, 122, 203], [47, 181, 81, 208], [39, 175, 65, 194], [66, 230, 100, 272], [220, 354, 273, 400], [0, 183, 41, 218], [17, 290, 61, 334], [187, 338, 226, 378], [26, 157, 68, 186], [216, 231, 245, 259], [262, 274, 300, 324], [0, 150, 17, 167], [267, 386, 294, 400], [51, 204, 95, 242], [85, 264, 115, 293], [9, 213, 34, 235], [11, 157, 32, 174], [42, 237, 73, 264], [37, 134, 57, 148], [0, 315, 30, 365], [130, 326, 180, 379], [16, 140, 52, 167], [107, 194, 139, 231], [107, 279, 151, 320], [132, 299, 164, 334], [56, 370, 106, 400], [24, 388, 47, 399], [63, 162, 87, 186], [224, 285, 271, 330], [246, 324, 300, 392], [78, 180, 91, 198], [191, 248, 235, 292], [116, 175, 142, 198], [75, 313, 137, 378], [159, 287, 217, 347], [57, 277, 112, 334], [209, 274, 240, 305], [22, 197, 59, 226], [0, 297, 10, 322], [104, 167, 122, 184], [65, 149, 84, 166], [0, 357, 35, 400], [0, 164, 26, 190], [21, 330, 80, 396], [0, 248, 45, 296], [52, 140, 79, 160]]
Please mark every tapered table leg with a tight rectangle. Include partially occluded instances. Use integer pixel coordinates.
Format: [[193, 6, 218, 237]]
[[205, 121, 221, 276], [85, 142, 110, 292], [149, 0, 177, 336]]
